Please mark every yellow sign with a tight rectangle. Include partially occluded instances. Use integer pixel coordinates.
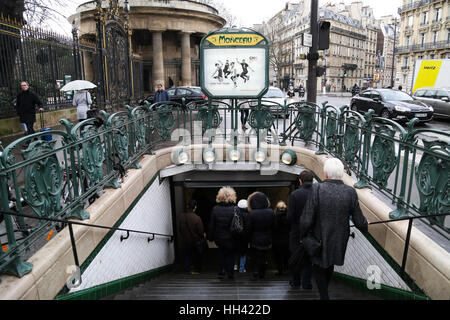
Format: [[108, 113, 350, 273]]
[[206, 34, 264, 46], [412, 60, 443, 93]]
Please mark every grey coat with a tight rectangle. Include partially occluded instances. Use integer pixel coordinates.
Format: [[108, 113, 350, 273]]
[[299, 180, 368, 268]]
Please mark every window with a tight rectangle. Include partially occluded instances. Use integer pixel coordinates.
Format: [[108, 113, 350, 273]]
[[420, 33, 426, 45], [433, 31, 439, 43], [447, 29, 450, 42], [408, 16, 413, 27], [176, 88, 190, 96], [360, 91, 372, 98], [435, 8, 442, 22], [414, 89, 426, 97], [167, 89, 176, 96], [406, 35, 411, 47], [436, 90, 449, 99], [424, 90, 437, 98], [403, 57, 409, 67], [422, 12, 428, 24]]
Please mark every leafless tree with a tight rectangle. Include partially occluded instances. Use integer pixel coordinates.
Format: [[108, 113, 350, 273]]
[[262, 23, 284, 87], [196, 0, 238, 27]]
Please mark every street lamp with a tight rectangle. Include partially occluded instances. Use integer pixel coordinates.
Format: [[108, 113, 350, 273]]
[[391, 18, 398, 88]]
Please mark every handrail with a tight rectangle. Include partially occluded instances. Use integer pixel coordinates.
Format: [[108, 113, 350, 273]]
[[350, 212, 450, 280], [0, 209, 174, 273]]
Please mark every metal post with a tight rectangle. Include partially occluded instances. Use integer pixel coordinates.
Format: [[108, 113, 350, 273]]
[[390, 18, 397, 88], [401, 218, 413, 276], [68, 223, 80, 268], [307, 0, 319, 103]]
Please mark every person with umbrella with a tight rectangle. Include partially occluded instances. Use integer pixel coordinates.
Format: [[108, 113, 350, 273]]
[[73, 89, 92, 122], [60, 80, 97, 122]]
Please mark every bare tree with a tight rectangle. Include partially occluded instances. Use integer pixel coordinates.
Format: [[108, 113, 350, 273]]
[[262, 23, 284, 88], [196, 0, 238, 27]]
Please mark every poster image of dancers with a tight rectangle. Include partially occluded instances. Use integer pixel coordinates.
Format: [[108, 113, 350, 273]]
[[203, 48, 267, 97]]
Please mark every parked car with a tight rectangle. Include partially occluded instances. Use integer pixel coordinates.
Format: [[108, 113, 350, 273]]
[[350, 89, 434, 123], [141, 86, 207, 107], [412, 87, 450, 119]]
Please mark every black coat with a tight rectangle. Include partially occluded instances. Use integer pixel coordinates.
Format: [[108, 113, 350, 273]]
[[209, 202, 236, 250], [287, 182, 313, 252], [248, 193, 274, 250], [299, 180, 368, 268], [16, 89, 42, 123], [272, 209, 289, 247]]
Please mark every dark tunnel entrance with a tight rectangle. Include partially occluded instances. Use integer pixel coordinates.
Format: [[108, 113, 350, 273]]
[[169, 168, 303, 272]]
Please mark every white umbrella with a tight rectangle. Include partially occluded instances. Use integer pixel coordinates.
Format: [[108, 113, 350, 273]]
[[60, 80, 97, 92]]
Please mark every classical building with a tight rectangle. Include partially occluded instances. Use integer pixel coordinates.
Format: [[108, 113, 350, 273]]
[[377, 16, 398, 88], [396, 0, 450, 92], [69, 0, 225, 98]]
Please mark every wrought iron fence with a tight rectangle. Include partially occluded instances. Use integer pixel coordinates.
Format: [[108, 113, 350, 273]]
[[0, 99, 448, 278], [0, 14, 84, 119]]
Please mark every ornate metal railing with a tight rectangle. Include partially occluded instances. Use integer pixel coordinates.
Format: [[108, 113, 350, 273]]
[[0, 99, 448, 278]]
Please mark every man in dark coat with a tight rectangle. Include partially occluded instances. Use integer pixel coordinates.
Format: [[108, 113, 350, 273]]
[[300, 158, 368, 300], [179, 200, 205, 274], [209, 187, 237, 279], [287, 169, 314, 289], [247, 192, 274, 279], [15, 81, 44, 137], [154, 84, 170, 103]]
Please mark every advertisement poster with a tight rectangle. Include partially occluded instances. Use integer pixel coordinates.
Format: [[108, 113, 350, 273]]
[[202, 47, 267, 98]]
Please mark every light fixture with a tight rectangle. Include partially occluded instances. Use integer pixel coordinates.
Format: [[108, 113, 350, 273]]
[[253, 148, 267, 163], [227, 147, 241, 162], [172, 149, 189, 165], [203, 146, 216, 164], [281, 150, 297, 165]]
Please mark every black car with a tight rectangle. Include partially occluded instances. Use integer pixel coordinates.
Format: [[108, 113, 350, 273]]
[[141, 86, 207, 106], [350, 89, 434, 123]]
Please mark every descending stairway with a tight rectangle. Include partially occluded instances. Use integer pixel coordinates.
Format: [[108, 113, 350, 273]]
[[106, 270, 381, 300]]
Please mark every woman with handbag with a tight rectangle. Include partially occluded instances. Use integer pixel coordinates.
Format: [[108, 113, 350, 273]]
[[209, 187, 238, 280], [300, 158, 368, 300], [72, 89, 92, 122], [179, 200, 205, 274]]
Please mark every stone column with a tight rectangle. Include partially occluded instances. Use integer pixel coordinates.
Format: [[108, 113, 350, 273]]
[[152, 31, 165, 90], [180, 32, 192, 86]]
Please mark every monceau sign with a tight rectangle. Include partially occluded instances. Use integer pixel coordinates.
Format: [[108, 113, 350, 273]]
[[200, 28, 269, 99]]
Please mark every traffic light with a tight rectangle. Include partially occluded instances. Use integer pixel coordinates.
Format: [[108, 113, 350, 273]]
[[317, 66, 327, 77], [318, 21, 331, 50]]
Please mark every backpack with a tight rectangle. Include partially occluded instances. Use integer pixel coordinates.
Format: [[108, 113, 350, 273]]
[[230, 206, 244, 236]]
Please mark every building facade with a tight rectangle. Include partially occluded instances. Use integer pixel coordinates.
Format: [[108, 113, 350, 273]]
[[70, 0, 225, 97], [262, 1, 393, 92], [396, 0, 450, 92]]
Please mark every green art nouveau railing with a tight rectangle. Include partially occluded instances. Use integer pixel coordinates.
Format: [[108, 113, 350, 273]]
[[0, 99, 448, 278]]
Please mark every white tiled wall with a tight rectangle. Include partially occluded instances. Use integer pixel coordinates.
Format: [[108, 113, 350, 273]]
[[335, 227, 411, 292], [69, 178, 175, 293]]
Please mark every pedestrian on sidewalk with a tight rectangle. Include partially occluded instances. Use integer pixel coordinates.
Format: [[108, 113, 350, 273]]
[[300, 158, 368, 300], [287, 169, 314, 289], [154, 84, 170, 103], [73, 89, 92, 122], [15, 81, 44, 137], [179, 199, 206, 274]]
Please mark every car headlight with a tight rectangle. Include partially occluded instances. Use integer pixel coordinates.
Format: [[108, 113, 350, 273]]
[[427, 105, 434, 112], [394, 105, 411, 112]]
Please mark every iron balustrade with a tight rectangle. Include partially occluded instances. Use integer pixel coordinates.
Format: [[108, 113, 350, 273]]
[[0, 99, 448, 278]]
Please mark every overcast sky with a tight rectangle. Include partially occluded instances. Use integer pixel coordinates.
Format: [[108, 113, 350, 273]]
[[57, 0, 402, 35]]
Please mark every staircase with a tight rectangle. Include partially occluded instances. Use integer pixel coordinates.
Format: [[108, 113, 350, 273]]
[[105, 250, 381, 300]]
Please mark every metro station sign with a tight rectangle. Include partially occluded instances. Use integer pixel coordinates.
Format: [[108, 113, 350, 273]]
[[200, 28, 269, 99]]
